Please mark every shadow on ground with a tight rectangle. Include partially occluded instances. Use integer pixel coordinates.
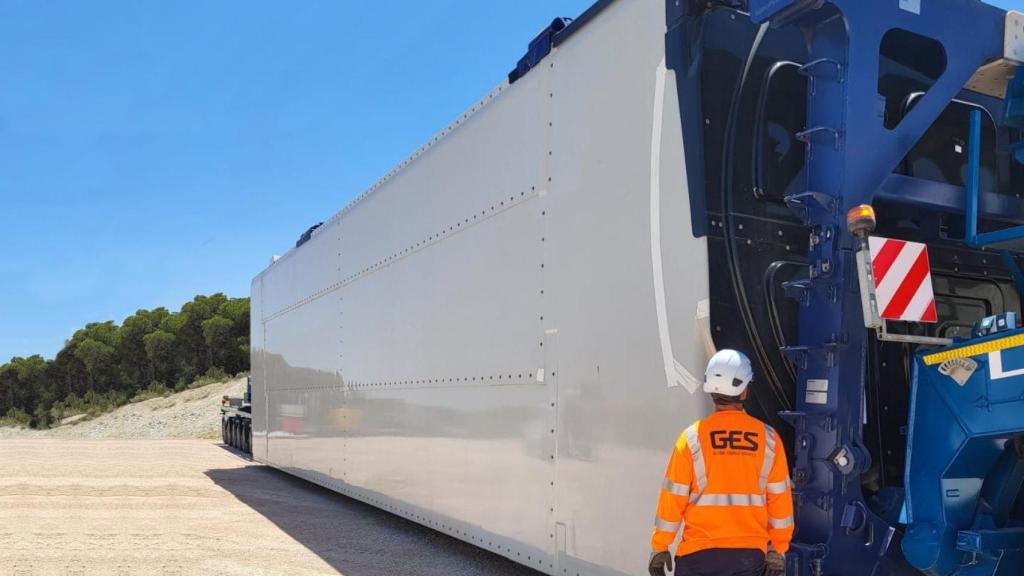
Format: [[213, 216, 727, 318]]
[[205, 464, 545, 576]]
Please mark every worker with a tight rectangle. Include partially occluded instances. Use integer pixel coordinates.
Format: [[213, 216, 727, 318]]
[[648, 349, 794, 576]]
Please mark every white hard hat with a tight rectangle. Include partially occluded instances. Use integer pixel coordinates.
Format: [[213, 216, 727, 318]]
[[703, 349, 753, 397]]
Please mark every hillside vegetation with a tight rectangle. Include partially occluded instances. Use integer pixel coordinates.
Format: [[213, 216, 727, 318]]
[[0, 376, 246, 439], [0, 293, 249, 429]]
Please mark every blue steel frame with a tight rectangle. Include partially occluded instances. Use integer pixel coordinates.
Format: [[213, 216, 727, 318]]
[[965, 109, 1024, 248], [749, 1, 1007, 574]]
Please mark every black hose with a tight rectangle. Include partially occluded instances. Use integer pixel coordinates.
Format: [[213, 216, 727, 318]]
[[752, 61, 801, 199], [719, 21, 793, 412], [763, 260, 804, 385]]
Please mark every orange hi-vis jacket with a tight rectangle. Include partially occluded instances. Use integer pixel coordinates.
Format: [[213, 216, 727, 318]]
[[651, 409, 795, 557]]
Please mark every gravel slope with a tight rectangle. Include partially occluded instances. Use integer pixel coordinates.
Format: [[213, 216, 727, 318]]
[[0, 377, 246, 440]]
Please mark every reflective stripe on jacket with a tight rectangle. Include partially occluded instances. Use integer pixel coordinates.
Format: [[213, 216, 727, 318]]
[[650, 410, 794, 557]]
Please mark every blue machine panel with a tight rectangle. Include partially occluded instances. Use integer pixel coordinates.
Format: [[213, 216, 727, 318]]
[[905, 332, 1024, 575], [749, 0, 823, 25]]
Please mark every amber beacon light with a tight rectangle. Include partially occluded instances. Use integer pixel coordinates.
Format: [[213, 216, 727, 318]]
[[846, 204, 877, 238]]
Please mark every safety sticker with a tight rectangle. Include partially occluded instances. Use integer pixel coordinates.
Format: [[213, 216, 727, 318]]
[[806, 379, 829, 405], [938, 357, 977, 386]]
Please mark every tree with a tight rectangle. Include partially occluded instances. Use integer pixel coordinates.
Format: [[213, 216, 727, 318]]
[[51, 346, 87, 398], [13, 355, 51, 410], [0, 363, 18, 416], [119, 308, 169, 392], [202, 316, 235, 372], [73, 339, 116, 393], [143, 330, 177, 386], [177, 294, 227, 378], [0, 355, 51, 417], [0, 294, 250, 429], [218, 298, 250, 337]]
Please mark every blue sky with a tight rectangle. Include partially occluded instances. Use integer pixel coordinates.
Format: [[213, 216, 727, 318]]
[[0, 0, 593, 361], [0, 0, 1021, 363]]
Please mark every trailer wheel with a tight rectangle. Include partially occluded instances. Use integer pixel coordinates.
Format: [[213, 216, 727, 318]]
[[231, 419, 239, 450], [228, 418, 236, 449], [243, 421, 251, 453], [221, 418, 228, 445]]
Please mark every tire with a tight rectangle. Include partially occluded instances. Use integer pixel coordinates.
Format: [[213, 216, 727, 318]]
[[229, 419, 237, 449], [221, 418, 228, 445], [243, 421, 251, 453]]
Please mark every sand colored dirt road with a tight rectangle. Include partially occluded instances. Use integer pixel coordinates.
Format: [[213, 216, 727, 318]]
[[0, 439, 541, 576]]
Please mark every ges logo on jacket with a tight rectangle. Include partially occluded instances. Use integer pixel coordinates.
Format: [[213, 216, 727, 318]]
[[710, 429, 760, 453]]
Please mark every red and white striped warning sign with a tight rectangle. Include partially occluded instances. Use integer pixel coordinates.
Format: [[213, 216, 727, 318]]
[[868, 237, 937, 323]]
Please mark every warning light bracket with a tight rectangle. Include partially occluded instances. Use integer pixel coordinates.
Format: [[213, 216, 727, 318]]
[[874, 321, 952, 347]]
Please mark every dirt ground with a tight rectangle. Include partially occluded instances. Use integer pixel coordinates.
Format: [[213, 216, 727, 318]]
[[0, 439, 542, 576]]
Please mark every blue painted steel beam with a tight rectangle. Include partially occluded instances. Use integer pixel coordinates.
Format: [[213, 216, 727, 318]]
[[747, 0, 1009, 574], [877, 175, 1024, 221], [752, 0, 824, 26], [816, 3, 1003, 213], [967, 109, 983, 244]]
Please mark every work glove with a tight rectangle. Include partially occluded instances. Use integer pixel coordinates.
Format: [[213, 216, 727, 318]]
[[765, 551, 786, 576], [648, 550, 674, 576]]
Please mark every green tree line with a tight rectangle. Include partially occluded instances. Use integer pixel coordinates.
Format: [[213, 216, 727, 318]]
[[0, 293, 249, 429]]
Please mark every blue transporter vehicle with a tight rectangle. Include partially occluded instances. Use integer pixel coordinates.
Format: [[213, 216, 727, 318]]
[[680, 0, 1024, 574]]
